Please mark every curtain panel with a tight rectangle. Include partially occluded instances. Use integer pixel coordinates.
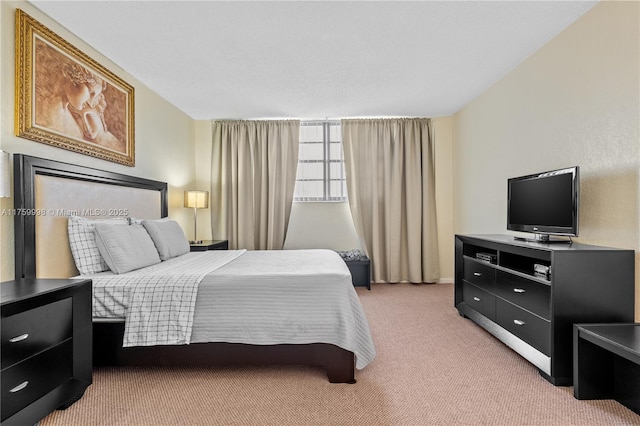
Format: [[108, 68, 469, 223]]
[[211, 120, 300, 250], [342, 118, 439, 283]]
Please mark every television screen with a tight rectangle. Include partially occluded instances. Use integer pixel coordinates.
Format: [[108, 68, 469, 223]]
[[507, 167, 579, 238]]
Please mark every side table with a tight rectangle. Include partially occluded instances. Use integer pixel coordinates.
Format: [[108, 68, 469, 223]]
[[1, 279, 92, 425], [573, 323, 640, 415]]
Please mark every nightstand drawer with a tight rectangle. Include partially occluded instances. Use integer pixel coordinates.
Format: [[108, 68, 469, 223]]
[[1, 340, 73, 421], [463, 282, 496, 321], [464, 258, 495, 291], [1, 298, 73, 370], [495, 271, 550, 320], [496, 298, 550, 356]]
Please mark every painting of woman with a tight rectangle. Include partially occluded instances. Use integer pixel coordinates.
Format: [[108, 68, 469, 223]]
[[33, 36, 127, 154]]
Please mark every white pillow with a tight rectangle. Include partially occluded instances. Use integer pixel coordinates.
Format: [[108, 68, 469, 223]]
[[141, 219, 190, 261], [68, 216, 129, 275], [94, 224, 161, 274]]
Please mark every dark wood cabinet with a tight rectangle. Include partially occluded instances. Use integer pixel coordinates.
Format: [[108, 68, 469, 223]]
[[455, 234, 634, 386], [190, 240, 229, 251], [1, 279, 92, 425]]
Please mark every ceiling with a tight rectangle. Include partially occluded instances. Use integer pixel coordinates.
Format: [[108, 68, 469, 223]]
[[30, 1, 598, 120]]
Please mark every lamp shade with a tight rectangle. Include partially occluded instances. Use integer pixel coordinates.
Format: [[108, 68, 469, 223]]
[[0, 151, 10, 198], [184, 190, 209, 209]]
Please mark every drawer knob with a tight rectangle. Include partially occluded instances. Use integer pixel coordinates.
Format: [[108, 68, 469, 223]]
[[9, 381, 29, 393], [8, 333, 29, 343], [513, 288, 526, 294], [473, 272, 482, 277], [513, 320, 526, 326], [473, 297, 480, 302]]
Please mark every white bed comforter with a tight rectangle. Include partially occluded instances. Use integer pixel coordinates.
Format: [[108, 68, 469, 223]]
[[90, 249, 376, 369]]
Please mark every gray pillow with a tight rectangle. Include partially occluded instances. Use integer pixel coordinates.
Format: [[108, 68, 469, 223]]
[[141, 219, 190, 261], [94, 224, 161, 274]]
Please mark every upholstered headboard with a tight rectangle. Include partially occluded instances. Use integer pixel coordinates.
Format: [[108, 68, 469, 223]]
[[14, 155, 168, 279]]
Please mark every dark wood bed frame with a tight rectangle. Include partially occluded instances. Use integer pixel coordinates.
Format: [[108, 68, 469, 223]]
[[13, 154, 356, 383]]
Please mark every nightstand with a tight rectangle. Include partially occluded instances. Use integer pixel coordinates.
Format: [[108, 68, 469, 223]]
[[1, 279, 92, 426], [190, 239, 229, 251]]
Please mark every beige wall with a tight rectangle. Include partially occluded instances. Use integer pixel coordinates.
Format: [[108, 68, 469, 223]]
[[0, 1, 196, 280], [453, 1, 639, 319], [433, 116, 455, 282]]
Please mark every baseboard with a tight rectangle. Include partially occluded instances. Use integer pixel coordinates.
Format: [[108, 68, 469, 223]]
[[367, 278, 454, 284]]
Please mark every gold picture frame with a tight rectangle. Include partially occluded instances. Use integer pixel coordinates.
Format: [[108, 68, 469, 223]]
[[15, 9, 135, 166]]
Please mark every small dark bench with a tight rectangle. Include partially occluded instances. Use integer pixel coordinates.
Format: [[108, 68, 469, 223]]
[[344, 257, 371, 290], [335, 250, 371, 290]]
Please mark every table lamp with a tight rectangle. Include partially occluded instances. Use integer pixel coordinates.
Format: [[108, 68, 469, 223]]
[[184, 190, 209, 244]]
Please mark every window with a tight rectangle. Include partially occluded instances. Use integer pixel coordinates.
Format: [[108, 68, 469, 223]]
[[294, 121, 347, 201]]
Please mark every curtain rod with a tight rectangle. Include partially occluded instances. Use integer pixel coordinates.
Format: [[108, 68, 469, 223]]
[[211, 116, 432, 122]]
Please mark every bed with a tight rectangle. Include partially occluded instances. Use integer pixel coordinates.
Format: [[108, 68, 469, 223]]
[[13, 154, 375, 383]]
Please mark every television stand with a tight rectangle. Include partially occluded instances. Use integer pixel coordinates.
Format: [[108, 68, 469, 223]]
[[455, 234, 634, 385]]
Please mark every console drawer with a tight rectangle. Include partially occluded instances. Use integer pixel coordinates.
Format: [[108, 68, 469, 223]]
[[496, 298, 550, 356], [464, 258, 495, 291], [463, 282, 496, 321], [495, 271, 551, 320], [1, 298, 73, 370], [1, 340, 73, 421]]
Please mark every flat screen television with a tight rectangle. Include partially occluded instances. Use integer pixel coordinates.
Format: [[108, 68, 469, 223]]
[[507, 166, 579, 242]]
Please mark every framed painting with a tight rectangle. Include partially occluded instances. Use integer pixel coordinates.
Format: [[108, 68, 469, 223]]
[[15, 9, 135, 166]]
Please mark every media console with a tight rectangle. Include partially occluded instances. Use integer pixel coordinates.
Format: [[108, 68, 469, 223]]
[[455, 234, 635, 385]]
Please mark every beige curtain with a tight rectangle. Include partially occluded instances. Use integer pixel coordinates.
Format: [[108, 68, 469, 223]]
[[342, 118, 439, 283], [211, 120, 300, 250]]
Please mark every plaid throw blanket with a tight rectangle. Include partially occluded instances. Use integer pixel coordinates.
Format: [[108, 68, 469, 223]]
[[88, 250, 245, 346]]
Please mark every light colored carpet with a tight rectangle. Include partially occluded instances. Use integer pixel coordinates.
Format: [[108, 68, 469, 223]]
[[42, 283, 640, 425]]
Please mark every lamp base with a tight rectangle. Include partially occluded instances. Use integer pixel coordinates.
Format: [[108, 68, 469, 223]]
[[189, 240, 203, 244]]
